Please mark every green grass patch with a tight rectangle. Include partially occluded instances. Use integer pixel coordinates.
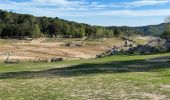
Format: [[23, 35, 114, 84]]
[[0, 53, 170, 99]]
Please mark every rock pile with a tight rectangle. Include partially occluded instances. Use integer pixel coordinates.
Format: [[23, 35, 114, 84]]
[[96, 38, 170, 58], [33, 57, 63, 63], [96, 40, 137, 58], [138, 38, 167, 54], [4, 59, 20, 64], [65, 42, 85, 47], [124, 40, 136, 47]]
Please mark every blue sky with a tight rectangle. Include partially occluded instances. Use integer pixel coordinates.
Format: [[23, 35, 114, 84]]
[[0, 0, 170, 26]]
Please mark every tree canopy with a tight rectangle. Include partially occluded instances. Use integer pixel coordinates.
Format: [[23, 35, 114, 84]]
[[0, 9, 139, 39]]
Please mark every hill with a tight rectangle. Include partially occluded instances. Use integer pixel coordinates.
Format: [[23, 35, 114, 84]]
[[0, 9, 122, 39], [0, 9, 166, 38], [107, 23, 166, 37], [133, 23, 165, 36]]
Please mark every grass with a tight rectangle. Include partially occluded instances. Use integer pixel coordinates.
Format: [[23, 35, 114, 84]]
[[0, 53, 170, 99]]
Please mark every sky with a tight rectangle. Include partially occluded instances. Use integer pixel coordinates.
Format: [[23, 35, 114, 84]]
[[0, 0, 170, 26]]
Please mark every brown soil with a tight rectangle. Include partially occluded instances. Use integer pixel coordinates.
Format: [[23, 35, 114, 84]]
[[0, 38, 125, 61]]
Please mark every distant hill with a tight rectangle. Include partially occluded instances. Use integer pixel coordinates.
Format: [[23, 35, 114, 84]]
[[107, 26, 142, 36], [108, 23, 166, 37], [133, 23, 165, 36]]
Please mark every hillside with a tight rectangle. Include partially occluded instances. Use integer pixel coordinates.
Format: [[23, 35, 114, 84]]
[[133, 23, 165, 36], [108, 23, 166, 37], [3, 9, 163, 39], [0, 9, 126, 39], [0, 9, 166, 38]]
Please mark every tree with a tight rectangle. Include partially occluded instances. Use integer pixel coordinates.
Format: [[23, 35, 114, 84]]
[[79, 27, 85, 38], [0, 9, 117, 39], [48, 22, 58, 36], [63, 23, 70, 35], [94, 27, 104, 38], [29, 24, 42, 38], [161, 16, 170, 39], [103, 29, 113, 38], [69, 25, 76, 37], [0, 24, 5, 37], [114, 29, 121, 36]]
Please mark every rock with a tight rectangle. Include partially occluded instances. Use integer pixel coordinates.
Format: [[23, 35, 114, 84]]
[[96, 54, 102, 58], [124, 40, 136, 47], [65, 42, 85, 47], [165, 40, 170, 50], [47, 58, 51, 63], [4, 59, 20, 64], [51, 58, 63, 62], [110, 46, 121, 55], [96, 37, 170, 58], [82, 37, 88, 41], [128, 47, 135, 54], [139, 38, 167, 54]]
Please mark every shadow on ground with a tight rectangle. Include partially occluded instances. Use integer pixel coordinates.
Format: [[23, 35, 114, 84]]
[[0, 56, 170, 79]]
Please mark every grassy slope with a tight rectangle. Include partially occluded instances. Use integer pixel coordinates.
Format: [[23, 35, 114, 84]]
[[0, 53, 170, 99]]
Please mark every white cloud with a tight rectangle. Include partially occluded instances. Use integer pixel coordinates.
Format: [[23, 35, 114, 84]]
[[100, 9, 170, 17], [110, 0, 170, 8], [32, 0, 87, 6], [0, 0, 170, 26], [124, 0, 170, 7]]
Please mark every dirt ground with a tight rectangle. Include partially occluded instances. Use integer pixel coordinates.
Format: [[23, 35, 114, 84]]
[[0, 37, 149, 61]]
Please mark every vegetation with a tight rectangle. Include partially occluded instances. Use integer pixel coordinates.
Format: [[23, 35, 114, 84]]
[[0, 10, 117, 38], [133, 24, 165, 36], [108, 24, 166, 37], [107, 26, 140, 36], [0, 53, 170, 99], [161, 17, 170, 39], [1, 9, 168, 39]]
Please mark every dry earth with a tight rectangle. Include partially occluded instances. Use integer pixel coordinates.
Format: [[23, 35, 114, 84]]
[[0, 36, 150, 61]]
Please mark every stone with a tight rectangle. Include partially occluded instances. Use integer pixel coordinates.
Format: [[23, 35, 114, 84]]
[[65, 42, 85, 47]]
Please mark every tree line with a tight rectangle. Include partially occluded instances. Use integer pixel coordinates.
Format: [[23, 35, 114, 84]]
[[0, 10, 128, 39]]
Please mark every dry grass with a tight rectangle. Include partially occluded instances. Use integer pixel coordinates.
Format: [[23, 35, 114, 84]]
[[0, 38, 127, 61]]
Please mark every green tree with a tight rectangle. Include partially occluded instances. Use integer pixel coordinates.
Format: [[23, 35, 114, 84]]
[[95, 27, 104, 38], [69, 25, 76, 37], [114, 29, 121, 36], [79, 27, 85, 38], [0, 24, 5, 36], [30, 24, 42, 38], [103, 29, 113, 38], [162, 17, 170, 39]]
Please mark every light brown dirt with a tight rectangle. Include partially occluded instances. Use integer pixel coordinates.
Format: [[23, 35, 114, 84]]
[[0, 38, 125, 61], [0, 37, 149, 61]]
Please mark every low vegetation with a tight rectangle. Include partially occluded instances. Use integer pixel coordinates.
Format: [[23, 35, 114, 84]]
[[0, 53, 170, 99]]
